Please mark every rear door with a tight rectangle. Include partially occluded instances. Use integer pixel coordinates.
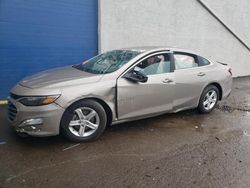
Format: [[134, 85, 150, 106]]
[[173, 52, 208, 111], [117, 52, 175, 120]]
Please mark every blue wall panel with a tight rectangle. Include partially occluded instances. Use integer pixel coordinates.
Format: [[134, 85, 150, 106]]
[[0, 0, 98, 98]]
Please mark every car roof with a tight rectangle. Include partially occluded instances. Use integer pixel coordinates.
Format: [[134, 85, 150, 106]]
[[120, 46, 199, 55]]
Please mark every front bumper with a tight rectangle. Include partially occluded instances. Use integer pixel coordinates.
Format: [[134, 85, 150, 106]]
[[8, 98, 65, 137]]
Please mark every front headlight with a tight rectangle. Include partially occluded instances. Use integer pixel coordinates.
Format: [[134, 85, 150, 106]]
[[19, 95, 60, 106]]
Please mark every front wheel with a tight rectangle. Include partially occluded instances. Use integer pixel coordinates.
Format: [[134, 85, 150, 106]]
[[60, 100, 107, 142], [198, 85, 219, 114]]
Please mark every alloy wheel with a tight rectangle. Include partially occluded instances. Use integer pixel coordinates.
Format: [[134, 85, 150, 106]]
[[68, 107, 100, 137], [203, 90, 218, 111]]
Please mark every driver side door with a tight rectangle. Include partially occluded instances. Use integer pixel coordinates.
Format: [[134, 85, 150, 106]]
[[117, 52, 175, 120]]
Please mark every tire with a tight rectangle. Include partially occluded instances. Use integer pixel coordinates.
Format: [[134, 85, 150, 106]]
[[60, 100, 107, 142], [16, 132, 29, 138], [198, 85, 219, 114]]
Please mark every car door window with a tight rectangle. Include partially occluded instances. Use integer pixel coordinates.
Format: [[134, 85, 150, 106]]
[[134, 54, 171, 75], [198, 56, 211, 66], [174, 54, 198, 70]]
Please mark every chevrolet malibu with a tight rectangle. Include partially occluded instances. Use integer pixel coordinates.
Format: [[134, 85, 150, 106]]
[[8, 47, 232, 142]]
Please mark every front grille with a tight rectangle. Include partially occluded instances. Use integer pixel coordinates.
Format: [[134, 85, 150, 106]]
[[8, 101, 17, 121]]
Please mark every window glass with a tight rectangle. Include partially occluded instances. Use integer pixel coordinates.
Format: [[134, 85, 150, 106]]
[[199, 56, 210, 66], [134, 54, 171, 75], [73, 50, 141, 74], [174, 54, 198, 70]]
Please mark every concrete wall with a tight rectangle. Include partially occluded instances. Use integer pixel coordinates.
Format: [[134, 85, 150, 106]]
[[99, 0, 250, 77]]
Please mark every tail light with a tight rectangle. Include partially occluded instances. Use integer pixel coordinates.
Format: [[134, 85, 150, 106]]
[[228, 68, 232, 76]]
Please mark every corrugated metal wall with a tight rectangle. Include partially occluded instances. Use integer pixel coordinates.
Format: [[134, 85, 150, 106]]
[[0, 0, 98, 99]]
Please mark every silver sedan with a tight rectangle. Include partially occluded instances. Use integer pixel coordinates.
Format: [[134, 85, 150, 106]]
[[8, 47, 232, 142]]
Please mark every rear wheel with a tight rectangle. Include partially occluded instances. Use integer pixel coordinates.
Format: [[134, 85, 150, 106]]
[[198, 85, 219, 114], [60, 100, 107, 142]]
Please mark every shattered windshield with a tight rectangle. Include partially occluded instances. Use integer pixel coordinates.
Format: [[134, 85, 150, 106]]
[[74, 50, 141, 74]]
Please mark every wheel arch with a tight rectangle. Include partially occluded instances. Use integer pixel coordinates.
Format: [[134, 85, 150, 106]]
[[199, 82, 222, 103], [64, 97, 113, 127], [207, 82, 223, 100]]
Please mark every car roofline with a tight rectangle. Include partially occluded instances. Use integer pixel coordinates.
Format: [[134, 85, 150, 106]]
[[118, 46, 200, 55]]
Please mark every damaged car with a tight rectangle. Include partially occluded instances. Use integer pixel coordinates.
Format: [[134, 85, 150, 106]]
[[8, 47, 232, 142]]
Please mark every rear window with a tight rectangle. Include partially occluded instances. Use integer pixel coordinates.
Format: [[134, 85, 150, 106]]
[[174, 54, 198, 70]]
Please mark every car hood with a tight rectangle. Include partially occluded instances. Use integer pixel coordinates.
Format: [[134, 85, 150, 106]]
[[19, 66, 103, 89]]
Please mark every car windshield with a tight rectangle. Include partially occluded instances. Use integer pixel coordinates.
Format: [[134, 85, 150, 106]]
[[74, 50, 141, 74]]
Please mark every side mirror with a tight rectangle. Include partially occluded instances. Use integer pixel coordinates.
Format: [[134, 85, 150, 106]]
[[123, 70, 148, 83]]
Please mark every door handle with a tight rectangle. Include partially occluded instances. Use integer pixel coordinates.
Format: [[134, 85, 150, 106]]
[[197, 72, 206, 77], [163, 78, 173, 83]]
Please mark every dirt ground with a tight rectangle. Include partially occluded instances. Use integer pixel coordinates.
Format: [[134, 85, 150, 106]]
[[0, 77, 250, 188]]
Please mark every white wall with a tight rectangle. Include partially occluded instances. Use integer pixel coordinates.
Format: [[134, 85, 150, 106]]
[[99, 0, 250, 77]]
